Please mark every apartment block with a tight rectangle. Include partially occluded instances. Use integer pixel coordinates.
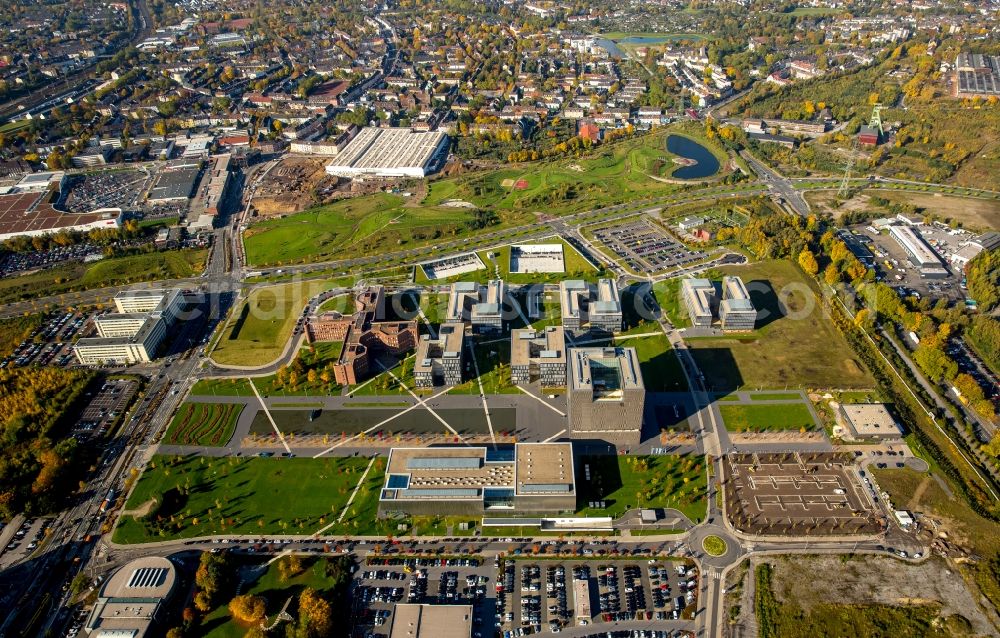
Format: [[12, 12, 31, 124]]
[[510, 326, 567, 386]]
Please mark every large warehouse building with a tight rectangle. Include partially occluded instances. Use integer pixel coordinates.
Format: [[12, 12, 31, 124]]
[[378, 443, 576, 517], [888, 225, 945, 270], [325, 127, 449, 178]]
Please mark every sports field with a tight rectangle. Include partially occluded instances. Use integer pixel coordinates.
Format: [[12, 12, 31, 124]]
[[718, 402, 816, 432], [243, 127, 731, 267], [211, 280, 338, 367], [113, 455, 386, 543], [576, 454, 707, 522], [163, 402, 244, 446], [685, 260, 873, 391]]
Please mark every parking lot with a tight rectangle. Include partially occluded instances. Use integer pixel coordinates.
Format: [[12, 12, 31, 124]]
[[352, 556, 494, 638], [497, 558, 697, 636], [61, 170, 151, 213], [1, 311, 86, 370], [722, 452, 882, 537], [0, 518, 48, 569], [591, 219, 705, 274], [852, 224, 965, 302], [75, 378, 140, 440]]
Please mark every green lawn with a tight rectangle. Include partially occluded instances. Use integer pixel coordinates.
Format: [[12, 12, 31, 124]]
[[195, 343, 344, 397], [113, 455, 387, 543], [211, 281, 339, 367], [617, 333, 688, 392], [0, 249, 207, 305], [448, 339, 521, 395], [243, 127, 733, 267], [577, 455, 707, 523], [201, 556, 351, 638], [686, 260, 874, 391], [651, 279, 691, 329], [719, 402, 816, 432], [163, 402, 244, 446], [749, 392, 803, 401]]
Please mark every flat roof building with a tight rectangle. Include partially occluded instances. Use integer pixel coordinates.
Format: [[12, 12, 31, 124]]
[[379, 443, 576, 517], [567, 347, 645, 446], [719, 276, 757, 332], [85, 556, 177, 638], [414, 322, 465, 387], [560, 278, 622, 334], [74, 290, 184, 365], [681, 278, 714, 327], [447, 280, 504, 333], [574, 578, 593, 621], [889, 225, 944, 269], [510, 327, 567, 386], [147, 165, 200, 202], [325, 127, 449, 178], [389, 604, 473, 638], [838, 403, 903, 441]]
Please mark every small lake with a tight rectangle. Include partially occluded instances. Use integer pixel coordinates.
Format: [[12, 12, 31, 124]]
[[666, 134, 720, 180]]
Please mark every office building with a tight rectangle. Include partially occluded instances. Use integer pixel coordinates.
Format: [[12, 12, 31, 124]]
[[510, 327, 567, 386], [559, 278, 622, 334], [413, 322, 465, 387], [567, 347, 646, 446], [447, 280, 504, 333], [719, 276, 757, 331], [379, 443, 576, 517], [74, 290, 184, 365], [837, 403, 903, 441], [306, 286, 416, 385], [85, 556, 177, 638], [681, 278, 715, 327], [389, 604, 473, 638]]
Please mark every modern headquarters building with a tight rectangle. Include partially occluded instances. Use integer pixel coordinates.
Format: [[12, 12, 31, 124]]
[[85, 556, 177, 638], [567, 347, 646, 445], [306, 286, 418, 385], [378, 443, 576, 517], [447, 280, 504, 333], [413, 322, 465, 387], [510, 327, 567, 386], [325, 127, 449, 178], [73, 290, 184, 365], [389, 604, 473, 638], [681, 278, 715, 327], [837, 403, 903, 441], [682, 276, 756, 331], [559, 278, 622, 334], [719, 276, 757, 331]]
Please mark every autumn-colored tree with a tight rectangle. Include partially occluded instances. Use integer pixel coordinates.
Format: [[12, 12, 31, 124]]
[[299, 588, 334, 637], [229, 594, 267, 624], [797, 248, 819, 276]]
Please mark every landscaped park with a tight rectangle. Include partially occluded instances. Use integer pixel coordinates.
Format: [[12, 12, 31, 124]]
[[163, 402, 244, 446], [243, 125, 732, 267]]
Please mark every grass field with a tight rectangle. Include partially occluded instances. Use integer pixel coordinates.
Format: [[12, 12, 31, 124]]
[[685, 260, 873, 391], [651, 279, 691, 328], [113, 455, 387, 543], [243, 127, 732, 267], [163, 402, 244, 446], [702, 535, 726, 556], [211, 281, 338, 367], [577, 455, 707, 522], [413, 237, 601, 285], [201, 557, 350, 638], [617, 333, 688, 392], [719, 402, 816, 432], [0, 249, 207, 305], [195, 343, 344, 396]]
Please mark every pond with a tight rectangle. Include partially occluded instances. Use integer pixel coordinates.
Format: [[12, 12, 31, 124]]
[[666, 134, 720, 180]]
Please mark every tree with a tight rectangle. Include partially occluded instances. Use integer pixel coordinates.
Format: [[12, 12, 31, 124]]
[[229, 594, 267, 623], [912, 345, 957, 383], [298, 588, 334, 637], [797, 248, 819, 276]]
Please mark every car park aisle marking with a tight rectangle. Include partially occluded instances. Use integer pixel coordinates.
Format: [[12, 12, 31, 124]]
[[248, 377, 292, 454]]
